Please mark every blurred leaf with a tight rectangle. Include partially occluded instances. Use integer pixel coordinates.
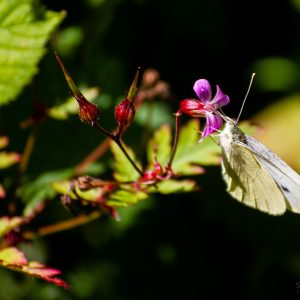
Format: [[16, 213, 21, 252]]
[[0, 136, 9, 149], [0, 152, 20, 169], [107, 189, 148, 207], [252, 57, 299, 92], [48, 87, 99, 120], [155, 179, 196, 194], [20, 168, 74, 216], [53, 26, 84, 57], [0, 247, 27, 265], [0, 247, 69, 288], [0, 0, 65, 105], [135, 102, 173, 129], [111, 142, 141, 182], [252, 94, 300, 172], [0, 217, 25, 237], [173, 119, 220, 174]]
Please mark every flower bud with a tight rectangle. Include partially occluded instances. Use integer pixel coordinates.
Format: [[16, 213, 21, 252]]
[[55, 52, 100, 126], [115, 68, 140, 136], [179, 99, 205, 117], [115, 99, 135, 136]]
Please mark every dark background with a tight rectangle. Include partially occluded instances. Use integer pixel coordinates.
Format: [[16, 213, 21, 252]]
[[1, 0, 300, 299]]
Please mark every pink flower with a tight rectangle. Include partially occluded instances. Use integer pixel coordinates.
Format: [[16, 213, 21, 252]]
[[179, 79, 230, 140]]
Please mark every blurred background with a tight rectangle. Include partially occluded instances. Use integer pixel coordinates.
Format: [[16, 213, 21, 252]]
[[1, 0, 300, 299]]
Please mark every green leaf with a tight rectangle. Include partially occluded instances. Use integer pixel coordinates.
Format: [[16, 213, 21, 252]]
[[19, 168, 74, 216], [147, 124, 172, 168], [173, 119, 220, 174], [111, 142, 141, 182], [0, 247, 27, 265], [107, 189, 148, 207], [135, 102, 173, 129], [0, 151, 20, 169], [154, 179, 196, 194], [0, 0, 65, 105]]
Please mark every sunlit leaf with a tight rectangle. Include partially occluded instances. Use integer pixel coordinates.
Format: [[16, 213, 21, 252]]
[[0, 247, 27, 265], [107, 189, 148, 207], [0, 247, 69, 288], [0, 217, 25, 237], [111, 142, 141, 182], [252, 94, 300, 172], [0, 152, 20, 169], [155, 179, 196, 194], [0, 0, 65, 105], [147, 124, 172, 168]]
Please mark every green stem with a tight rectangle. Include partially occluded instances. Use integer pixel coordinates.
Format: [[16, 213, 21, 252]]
[[166, 112, 181, 169]]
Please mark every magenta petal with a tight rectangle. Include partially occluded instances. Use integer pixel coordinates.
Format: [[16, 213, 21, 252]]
[[210, 85, 230, 108], [193, 79, 212, 103], [201, 113, 223, 140]]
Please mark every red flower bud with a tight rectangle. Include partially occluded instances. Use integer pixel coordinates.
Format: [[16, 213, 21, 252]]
[[77, 97, 99, 126], [115, 68, 140, 136], [55, 52, 100, 126], [115, 98, 135, 136], [179, 99, 205, 117]]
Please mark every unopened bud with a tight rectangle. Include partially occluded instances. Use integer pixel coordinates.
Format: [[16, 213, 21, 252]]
[[55, 52, 100, 126], [115, 99, 135, 136], [115, 69, 140, 136]]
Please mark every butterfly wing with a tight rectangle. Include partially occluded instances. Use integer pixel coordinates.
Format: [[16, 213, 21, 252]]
[[220, 122, 286, 215], [240, 135, 300, 213], [221, 137, 286, 215]]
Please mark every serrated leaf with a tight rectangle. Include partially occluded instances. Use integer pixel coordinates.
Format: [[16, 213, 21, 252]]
[[19, 168, 74, 216], [0, 151, 20, 169], [0, 247, 69, 288], [48, 87, 99, 120], [111, 142, 141, 182], [147, 124, 172, 168], [0, 0, 65, 105], [173, 119, 220, 174], [154, 179, 197, 194], [107, 189, 148, 207]]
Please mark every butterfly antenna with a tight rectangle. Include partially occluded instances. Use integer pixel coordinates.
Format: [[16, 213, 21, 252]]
[[235, 73, 256, 125]]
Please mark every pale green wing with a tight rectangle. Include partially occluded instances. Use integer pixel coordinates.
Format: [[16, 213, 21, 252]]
[[221, 143, 286, 215]]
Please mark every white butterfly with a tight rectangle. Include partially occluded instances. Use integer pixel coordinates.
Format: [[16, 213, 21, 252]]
[[218, 116, 300, 215]]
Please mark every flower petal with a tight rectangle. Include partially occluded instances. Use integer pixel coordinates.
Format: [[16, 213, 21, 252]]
[[210, 85, 230, 108], [193, 79, 212, 103], [201, 113, 223, 140], [179, 99, 205, 117]]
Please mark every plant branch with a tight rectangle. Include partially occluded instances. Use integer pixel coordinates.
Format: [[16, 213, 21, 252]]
[[166, 112, 181, 169], [24, 211, 101, 239]]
